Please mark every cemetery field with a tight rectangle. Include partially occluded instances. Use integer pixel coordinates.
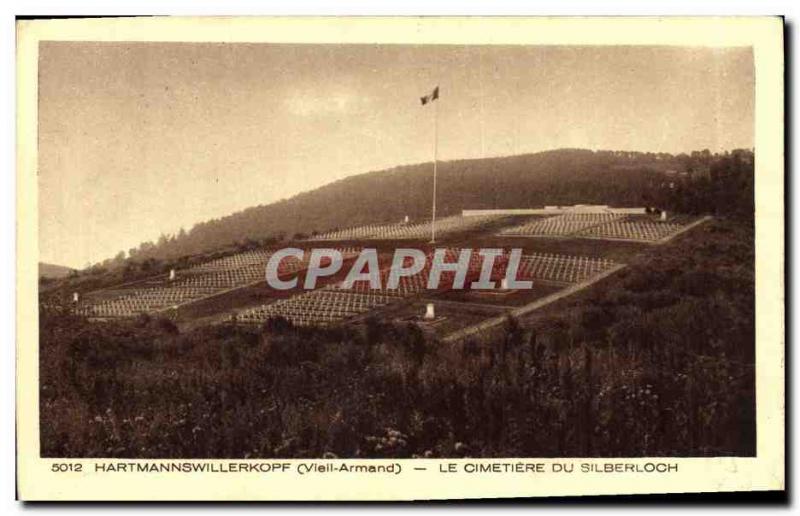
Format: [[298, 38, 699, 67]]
[[448, 233, 646, 263], [38, 216, 756, 459], [61, 211, 715, 343], [173, 239, 628, 334]]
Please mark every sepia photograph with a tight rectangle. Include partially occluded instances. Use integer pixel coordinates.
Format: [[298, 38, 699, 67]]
[[15, 16, 784, 501]]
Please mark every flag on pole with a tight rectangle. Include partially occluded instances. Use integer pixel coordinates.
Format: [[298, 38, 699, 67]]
[[420, 85, 440, 242], [420, 86, 439, 106]]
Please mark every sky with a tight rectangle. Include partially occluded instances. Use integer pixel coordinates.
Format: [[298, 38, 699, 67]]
[[38, 43, 754, 268]]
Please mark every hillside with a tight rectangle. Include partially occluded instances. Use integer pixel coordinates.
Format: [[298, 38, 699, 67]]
[[39, 262, 75, 279], [40, 217, 755, 458], [101, 148, 752, 267]]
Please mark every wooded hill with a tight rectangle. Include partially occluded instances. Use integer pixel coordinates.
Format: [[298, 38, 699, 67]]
[[39, 262, 75, 279], [96, 148, 753, 269]]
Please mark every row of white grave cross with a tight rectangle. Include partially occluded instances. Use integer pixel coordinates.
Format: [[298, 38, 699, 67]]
[[234, 249, 620, 326], [500, 213, 685, 241], [308, 214, 503, 241]]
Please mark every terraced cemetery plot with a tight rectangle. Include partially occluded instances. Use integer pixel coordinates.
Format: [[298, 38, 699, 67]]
[[516, 253, 619, 284], [237, 291, 498, 336], [500, 213, 623, 236], [575, 219, 690, 242], [65, 205, 712, 339], [76, 246, 361, 318], [73, 226, 628, 330], [500, 213, 703, 243], [307, 223, 401, 241], [229, 249, 621, 328], [329, 247, 483, 297], [76, 280, 228, 318], [233, 248, 469, 326], [309, 214, 503, 241], [188, 249, 275, 271], [235, 289, 394, 327]]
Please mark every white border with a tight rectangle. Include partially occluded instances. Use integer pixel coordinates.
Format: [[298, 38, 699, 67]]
[[4, 9, 782, 508]]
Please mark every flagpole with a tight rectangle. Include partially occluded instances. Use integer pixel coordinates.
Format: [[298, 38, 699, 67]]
[[431, 93, 438, 243]]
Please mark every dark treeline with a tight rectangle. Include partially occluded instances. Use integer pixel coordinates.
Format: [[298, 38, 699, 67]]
[[40, 217, 754, 458], [87, 148, 753, 269]]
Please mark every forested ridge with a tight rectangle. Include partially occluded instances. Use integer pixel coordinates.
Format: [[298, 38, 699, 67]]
[[92, 148, 754, 269]]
